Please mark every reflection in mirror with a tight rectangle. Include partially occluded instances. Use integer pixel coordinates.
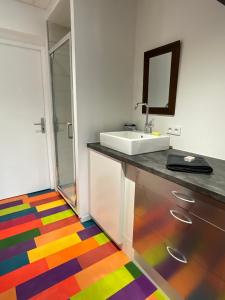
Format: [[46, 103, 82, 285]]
[[148, 52, 172, 108], [143, 41, 181, 115]]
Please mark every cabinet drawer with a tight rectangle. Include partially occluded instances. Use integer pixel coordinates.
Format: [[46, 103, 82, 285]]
[[134, 184, 225, 280], [136, 168, 225, 231], [134, 225, 225, 300], [134, 169, 225, 299], [166, 211, 225, 282]]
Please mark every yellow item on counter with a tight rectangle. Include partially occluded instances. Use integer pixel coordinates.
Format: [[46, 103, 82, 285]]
[[152, 131, 161, 136]]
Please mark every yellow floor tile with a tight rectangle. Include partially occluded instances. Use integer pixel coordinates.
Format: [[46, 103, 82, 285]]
[[28, 233, 81, 263], [36, 200, 66, 212], [35, 223, 84, 247]]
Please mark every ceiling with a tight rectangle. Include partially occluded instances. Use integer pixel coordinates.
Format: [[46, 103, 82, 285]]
[[15, 0, 52, 9], [48, 0, 70, 27]]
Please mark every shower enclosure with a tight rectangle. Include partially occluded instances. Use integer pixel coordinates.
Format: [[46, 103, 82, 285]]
[[50, 34, 77, 210]]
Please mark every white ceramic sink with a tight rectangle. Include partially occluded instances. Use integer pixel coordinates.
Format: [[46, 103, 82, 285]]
[[100, 131, 170, 155]]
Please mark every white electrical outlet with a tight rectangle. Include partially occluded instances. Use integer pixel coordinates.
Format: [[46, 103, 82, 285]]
[[167, 127, 173, 135], [167, 126, 181, 136], [173, 126, 181, 136]]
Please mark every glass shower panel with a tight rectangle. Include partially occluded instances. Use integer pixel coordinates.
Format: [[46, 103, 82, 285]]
[[51, 40, 76, 207]]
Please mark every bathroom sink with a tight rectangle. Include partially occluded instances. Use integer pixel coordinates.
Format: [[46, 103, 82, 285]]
[[100, 131, 170, 155]]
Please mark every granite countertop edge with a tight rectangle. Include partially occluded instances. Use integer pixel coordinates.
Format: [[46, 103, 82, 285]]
[[87, 143, 225, 206]]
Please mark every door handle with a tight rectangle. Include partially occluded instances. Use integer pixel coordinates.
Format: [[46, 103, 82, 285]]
[[171, 191, 195, 203], [166, 246, 187, 264], [170, 209, 192, 224], [67, 122, 73, 139], [34, 117, 46, 133]]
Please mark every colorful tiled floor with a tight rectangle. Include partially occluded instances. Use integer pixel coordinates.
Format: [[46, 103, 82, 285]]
[[0, 190, 169, 300]]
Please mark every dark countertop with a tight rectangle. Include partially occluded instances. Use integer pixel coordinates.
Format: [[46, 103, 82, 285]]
[[87, 143, 225, 205]]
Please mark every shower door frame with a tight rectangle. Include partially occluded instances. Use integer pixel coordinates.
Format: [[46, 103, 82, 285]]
[[49, 33, 77, 213]]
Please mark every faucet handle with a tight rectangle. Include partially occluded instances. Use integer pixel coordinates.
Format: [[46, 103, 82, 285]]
[[145, 119, 154, 134], [148, 118, 154, 126]]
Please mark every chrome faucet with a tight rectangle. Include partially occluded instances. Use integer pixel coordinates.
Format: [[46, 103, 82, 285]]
[[135, 102, 153, 134]]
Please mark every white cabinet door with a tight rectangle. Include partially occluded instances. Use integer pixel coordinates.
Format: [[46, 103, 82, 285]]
[[89, 150, 124, 245]]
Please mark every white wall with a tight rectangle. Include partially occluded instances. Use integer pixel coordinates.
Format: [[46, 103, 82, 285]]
[[72, 0, 136, 219], [0, 0, 46, 44], [47, 22, 69, 48], [132, 0, 225, 160]]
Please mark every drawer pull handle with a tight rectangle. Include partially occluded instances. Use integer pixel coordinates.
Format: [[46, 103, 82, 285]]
[[166, 246, 187, 264], [172, 191, 195, 203], [170, 209, 192, 224]]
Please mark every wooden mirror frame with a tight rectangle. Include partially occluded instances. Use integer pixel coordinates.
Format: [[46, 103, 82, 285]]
[[142, 40, 181, 115]]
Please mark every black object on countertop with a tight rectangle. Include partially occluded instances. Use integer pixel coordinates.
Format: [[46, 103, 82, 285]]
[[166, 154, 213, 174]]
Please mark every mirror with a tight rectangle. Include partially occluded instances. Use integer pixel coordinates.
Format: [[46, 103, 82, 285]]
[[142, 41, 181, 115]]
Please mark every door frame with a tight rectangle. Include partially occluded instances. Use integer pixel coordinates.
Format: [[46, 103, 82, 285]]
[[49, 32, 71, 55], [49, 33, 77, 209], [0, 37, 56, 190]]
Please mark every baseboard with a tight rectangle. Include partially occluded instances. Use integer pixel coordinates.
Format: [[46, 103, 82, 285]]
[[122, 235, 134, 259], [80, 214, 91, 223]]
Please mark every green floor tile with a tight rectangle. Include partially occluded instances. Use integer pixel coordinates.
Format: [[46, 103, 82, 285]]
[[0, 228, 40, 250], [94, 233, 110, 245], [125, 261, 142, 279], [0, 203, 30, 217], [71, 266, 134, 300], [41, 209, 74, 225]]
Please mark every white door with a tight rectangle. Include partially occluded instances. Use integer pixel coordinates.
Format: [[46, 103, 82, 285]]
[[0, 42, 51, 199]]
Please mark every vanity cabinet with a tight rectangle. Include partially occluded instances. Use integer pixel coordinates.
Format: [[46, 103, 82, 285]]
[[133, 169, 225, 300], [89, 149, 124, 245]]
